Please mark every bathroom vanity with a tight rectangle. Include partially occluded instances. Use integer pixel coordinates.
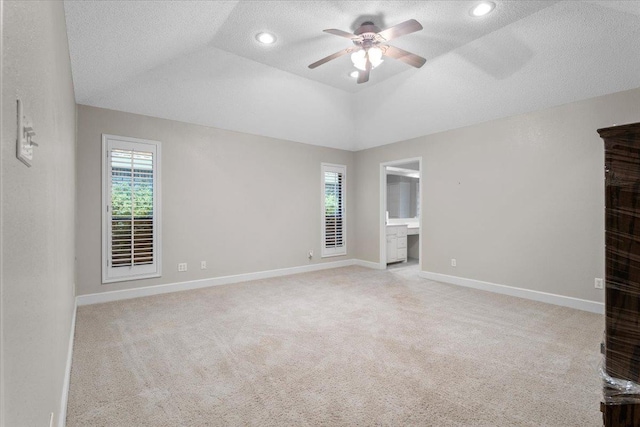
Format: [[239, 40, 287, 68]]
[[386, 224, 408, 264]]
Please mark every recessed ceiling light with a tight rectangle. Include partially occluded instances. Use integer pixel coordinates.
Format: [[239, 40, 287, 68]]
[[255, 32, 276, 44], [471, 1, 495, 17], [349, 71, 359, 78]]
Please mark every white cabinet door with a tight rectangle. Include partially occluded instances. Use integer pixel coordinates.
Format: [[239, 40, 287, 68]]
[[386, 235, 398, 262]]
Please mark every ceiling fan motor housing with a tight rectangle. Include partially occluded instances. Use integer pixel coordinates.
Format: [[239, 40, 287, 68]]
[[354, 21, 381, 36], [354, 22, 381, 50]]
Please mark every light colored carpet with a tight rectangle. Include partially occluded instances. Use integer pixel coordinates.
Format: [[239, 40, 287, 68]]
[[67, 266, 604, 426]]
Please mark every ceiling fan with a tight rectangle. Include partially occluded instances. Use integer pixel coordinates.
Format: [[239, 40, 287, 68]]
[[308, 19, 427, 84]]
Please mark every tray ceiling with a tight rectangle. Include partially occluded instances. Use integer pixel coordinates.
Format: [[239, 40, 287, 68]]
[[64, 1, 640, 150]]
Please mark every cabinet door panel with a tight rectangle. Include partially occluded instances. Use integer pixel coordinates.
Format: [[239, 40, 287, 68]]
[[387, 236, 397, 262]]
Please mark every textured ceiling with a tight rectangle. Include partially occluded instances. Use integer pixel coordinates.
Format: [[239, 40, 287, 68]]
[[64, 1, 556, 95], [64, 1, 640, 150], [207, 1, 557, 92]]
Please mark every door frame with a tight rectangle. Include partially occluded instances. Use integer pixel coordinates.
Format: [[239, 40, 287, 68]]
[[379, 157, 423, 270]]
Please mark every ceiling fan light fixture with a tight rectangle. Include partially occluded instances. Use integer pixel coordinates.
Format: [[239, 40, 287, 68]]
[[368, 47, 384, 68], [349, 70, 359, 78], [351, 48, 384, 71], [255, 32, 276, 44], [471, 1, 495, 17], [351, 50, 367, 71]]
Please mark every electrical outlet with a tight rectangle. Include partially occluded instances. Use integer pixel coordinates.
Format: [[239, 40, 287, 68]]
[[201, 261, 207, 270], [451, 258, 457, 267], [595, 278, 604, 289], [178, 263, 187, 272], [308, 250, 313, 259]]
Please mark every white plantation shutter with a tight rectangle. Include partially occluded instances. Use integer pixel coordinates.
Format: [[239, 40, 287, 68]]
[[103, 135, 161, 283], [321, 163, 346, 257]]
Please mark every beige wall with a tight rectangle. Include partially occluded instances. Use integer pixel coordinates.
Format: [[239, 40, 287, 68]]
[[1, 1, 77, 426], [76, 105, 355, 296], [355, 88, 640, 303]]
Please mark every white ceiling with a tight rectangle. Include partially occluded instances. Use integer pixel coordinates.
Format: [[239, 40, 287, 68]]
[[64, 1, 640, 151]]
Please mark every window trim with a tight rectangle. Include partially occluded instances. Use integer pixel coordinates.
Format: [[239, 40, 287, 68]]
[[321, 162, 347, 258], [102, 134, 162, 284]]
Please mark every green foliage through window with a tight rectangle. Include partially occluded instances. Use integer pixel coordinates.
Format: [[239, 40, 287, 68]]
[[111, 181, 153, 217]]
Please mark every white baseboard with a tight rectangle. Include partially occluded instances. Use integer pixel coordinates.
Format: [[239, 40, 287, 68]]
[[419, 271, 604, 314], [58, 297, 77, 427], [77, 259, 368, 306], [353, 259, 385, 270]]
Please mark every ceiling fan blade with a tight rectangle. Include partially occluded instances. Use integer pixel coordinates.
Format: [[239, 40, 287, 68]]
[[308, 48, 355, 69], [323, 28, 359, 40], [376, 19, 423, 42], [382, 45, 426, 68], [357, 69, 370, 84], [357, 61, 372, 84]]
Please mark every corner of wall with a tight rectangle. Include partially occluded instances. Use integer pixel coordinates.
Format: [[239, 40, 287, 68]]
[[1, 0, 7, 423]]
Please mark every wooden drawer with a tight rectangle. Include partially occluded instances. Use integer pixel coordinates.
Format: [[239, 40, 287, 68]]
[[397, 237, 407, 249], [386, 227, 398, 235], [398, 248, 407, 260], [397, 227, 408, 237]]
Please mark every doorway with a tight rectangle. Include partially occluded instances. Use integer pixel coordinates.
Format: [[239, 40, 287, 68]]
[[379, 157, 422, 270]]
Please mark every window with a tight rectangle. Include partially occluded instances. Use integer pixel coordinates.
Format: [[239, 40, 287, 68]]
[[321, 163, 346, 257], [102, 134, 161, 283]]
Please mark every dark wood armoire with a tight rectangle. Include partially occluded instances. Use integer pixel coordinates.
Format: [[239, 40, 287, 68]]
[[599, 122, 640, 427]]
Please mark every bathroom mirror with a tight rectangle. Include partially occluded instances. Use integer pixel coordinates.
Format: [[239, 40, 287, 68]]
[[387, 174, 419, 219]]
